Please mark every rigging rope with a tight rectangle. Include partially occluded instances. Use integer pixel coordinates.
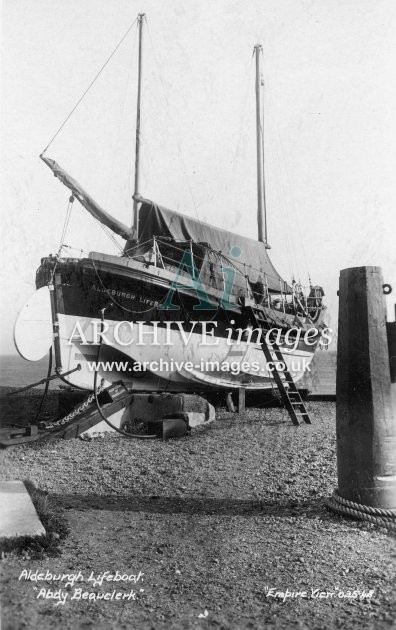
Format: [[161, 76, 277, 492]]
[[41, 17, 138, 155], [48, 195, 75, 283], [58, 196, 74, 254], [94, 218, 126, 255], [56, 195, 126, 262]]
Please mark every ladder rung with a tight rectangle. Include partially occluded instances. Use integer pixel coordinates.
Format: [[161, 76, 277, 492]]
[[247, 305, 312, 427]]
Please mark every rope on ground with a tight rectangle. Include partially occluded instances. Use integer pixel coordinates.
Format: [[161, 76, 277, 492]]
[[326, 489, 396, 531]]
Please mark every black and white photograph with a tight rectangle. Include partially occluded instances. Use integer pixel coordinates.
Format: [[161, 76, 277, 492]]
[[1, 1, 395, 628]]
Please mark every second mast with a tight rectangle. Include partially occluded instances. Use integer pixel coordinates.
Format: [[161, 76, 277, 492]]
[[254, 44, 270, 248], [133, 13, 145, 233]]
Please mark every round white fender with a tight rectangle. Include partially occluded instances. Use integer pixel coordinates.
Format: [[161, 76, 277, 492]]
[[13, 286, 53, 361]]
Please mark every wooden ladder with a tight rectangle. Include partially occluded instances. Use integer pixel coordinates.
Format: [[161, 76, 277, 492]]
[[247, 306, 312, 426]]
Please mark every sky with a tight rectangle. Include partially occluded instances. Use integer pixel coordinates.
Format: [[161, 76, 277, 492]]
[[1, 0, 396, 354]]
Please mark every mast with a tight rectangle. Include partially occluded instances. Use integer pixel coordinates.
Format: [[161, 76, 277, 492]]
[[133, 13, 145, 233], [254, 44, 270, 248]]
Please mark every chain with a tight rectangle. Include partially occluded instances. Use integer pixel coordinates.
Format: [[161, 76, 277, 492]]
[[43, 387, 103, 431]]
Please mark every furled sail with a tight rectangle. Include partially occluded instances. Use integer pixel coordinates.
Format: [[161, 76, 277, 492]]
[[40, 155, 136, 241], [41, 156, 290, 293], [125, 198, 292, 293]]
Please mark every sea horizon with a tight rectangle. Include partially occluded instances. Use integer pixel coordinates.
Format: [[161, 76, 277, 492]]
[[0, 354, 52, 388]]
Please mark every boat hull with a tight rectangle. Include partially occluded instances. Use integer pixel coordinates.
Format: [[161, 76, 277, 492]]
[[55, 313, 316, 391], [36, 255, 323, 392]]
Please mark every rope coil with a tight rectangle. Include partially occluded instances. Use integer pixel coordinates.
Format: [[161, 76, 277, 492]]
[[326, 489, 396, 531]]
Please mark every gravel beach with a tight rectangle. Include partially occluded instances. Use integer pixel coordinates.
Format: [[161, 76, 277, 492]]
[[0, 401, 394, 629]]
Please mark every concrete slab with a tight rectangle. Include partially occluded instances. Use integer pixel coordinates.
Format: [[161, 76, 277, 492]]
[[185, 411, 214, 427], [0, 481, 46, 539]]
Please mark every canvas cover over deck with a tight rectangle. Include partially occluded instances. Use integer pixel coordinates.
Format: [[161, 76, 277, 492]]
[[41, 156, 291, 293], [129, 198, 292, 293]]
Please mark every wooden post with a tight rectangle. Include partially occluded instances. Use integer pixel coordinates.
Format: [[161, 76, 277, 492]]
[[238, 388, 246, 412], [387, 317, 396, 383], [225, 392, 235, 413], [336, 266, 396, 509]]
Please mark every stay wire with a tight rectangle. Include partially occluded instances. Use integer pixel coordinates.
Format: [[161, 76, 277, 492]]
[[49, 195, 75, 283], [58, 196, 74, 255], [42, 17, 138, 155], [95, 219, 126, 255]]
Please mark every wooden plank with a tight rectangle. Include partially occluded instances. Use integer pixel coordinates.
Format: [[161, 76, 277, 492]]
[[238, 388, 245, 412]]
